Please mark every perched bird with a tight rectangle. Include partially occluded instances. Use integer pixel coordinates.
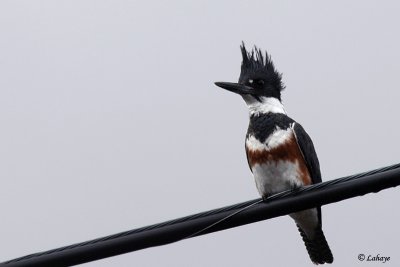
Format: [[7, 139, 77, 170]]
[[214, 43, 333, 264]]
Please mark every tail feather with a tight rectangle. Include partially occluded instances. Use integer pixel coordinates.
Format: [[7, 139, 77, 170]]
[[297, 224, 333, 264]]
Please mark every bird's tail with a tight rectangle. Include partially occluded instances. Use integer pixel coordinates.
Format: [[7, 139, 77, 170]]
[[297, 224, 333, 264]]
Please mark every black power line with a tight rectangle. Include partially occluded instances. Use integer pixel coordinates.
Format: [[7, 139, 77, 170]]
[[2, 163, 400, 267]]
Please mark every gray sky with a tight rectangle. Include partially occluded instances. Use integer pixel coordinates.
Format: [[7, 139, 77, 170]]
[[1, 1, 399, 266]]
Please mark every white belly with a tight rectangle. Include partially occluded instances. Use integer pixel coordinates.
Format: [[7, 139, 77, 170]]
[[246, 125, 319, 236], [253, 160, 319, 238], [252, 160, 304, 197]]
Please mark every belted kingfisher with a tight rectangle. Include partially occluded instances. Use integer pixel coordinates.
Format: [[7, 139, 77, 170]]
[[215, 43, 334, 264]]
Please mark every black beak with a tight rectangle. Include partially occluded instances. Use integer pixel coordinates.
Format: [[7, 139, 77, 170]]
[[214, 82, 255, 95]]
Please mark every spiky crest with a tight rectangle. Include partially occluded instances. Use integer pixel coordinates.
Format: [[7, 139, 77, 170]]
[[239, 42, 284, 92]]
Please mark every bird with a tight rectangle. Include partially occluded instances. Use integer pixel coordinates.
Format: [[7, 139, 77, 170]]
[[214, 43, 334, 264]]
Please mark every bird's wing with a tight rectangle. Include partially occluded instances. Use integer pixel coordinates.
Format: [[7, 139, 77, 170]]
[[292, 123, 322, 184], [292, 122, 322, 222]]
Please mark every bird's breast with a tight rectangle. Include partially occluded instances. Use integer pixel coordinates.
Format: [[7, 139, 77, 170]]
[[245, 127, 311, 197]]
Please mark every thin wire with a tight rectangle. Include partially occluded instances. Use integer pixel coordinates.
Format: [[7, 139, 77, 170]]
[[182, 162, 400, 240], [183, 198, 264, 240]]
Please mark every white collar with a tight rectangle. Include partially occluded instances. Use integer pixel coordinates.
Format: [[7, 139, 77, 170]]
[[244, 96, 286, 116]]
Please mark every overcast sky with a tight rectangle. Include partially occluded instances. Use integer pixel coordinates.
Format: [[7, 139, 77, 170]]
[[1, 1, 400, 266]]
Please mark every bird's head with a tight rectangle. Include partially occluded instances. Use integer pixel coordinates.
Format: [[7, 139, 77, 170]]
[[215, 43, 285, 107]]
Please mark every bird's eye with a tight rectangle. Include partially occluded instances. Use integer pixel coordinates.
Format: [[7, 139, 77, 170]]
[[248, 79, 253, 84]]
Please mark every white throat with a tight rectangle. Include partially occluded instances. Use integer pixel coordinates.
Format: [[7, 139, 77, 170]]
[[243, 96, 286, 116]]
